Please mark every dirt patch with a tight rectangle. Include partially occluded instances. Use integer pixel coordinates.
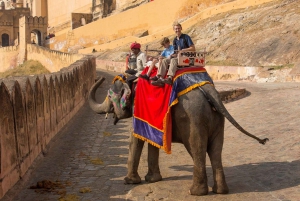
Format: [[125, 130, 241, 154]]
[[79, 187, 92, 193], [29, 180, 70, 196]]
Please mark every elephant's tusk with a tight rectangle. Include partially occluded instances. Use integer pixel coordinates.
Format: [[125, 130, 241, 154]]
[[105, 113, 108, 119]]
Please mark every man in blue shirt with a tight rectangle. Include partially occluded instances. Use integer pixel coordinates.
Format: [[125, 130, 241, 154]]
[[152, 22, 195, 86]]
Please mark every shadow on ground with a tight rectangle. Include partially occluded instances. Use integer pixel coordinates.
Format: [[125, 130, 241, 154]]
[[168, 160, 300, 194]]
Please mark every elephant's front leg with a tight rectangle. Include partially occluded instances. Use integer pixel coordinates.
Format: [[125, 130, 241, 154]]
[[145, 144, 162, 183], [124, 134, 144, 184]]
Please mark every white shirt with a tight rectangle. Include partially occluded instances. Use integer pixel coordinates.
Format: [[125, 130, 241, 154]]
[[135, 51, 147, 76]]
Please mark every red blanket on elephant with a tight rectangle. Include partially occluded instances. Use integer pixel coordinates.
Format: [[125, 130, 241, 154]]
[[133, 66, 214, 154]]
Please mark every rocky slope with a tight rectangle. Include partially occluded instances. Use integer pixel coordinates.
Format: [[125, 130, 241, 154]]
[[96, 0, 300, 70]]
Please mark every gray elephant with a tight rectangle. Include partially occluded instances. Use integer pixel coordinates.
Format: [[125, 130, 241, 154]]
[[88, 77, 268, 196]]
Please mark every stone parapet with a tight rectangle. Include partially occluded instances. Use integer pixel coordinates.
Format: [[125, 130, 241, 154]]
[[0, 56, 96, 199], [27, 44, 84, 72], [0, 46, 18, 52], [96, 59, 126, 73], [0, 46, 19, 72], [95, 59, 300, 83], [206, 66, 261, 81]]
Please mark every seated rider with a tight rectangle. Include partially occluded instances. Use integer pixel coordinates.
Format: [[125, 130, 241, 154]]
[[152, 22, 195, 87], [125, 42, 147, 87], [125, 42, 147, 77], [139, 37, 174, 81]]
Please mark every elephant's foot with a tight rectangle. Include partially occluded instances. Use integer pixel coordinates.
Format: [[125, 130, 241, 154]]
[[145, 172, 162, 183], [213, 183, 229, 194], [189, 184, 208, 196], [124, 173, 141, 184]]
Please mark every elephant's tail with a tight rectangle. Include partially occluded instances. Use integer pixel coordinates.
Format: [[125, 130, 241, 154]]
[[199, 85, 269, 145]]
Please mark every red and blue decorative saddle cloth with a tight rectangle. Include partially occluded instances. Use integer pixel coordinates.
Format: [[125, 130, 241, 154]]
[[133, 66, 214, 154]]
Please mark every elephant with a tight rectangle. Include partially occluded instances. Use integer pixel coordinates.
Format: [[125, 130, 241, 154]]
[[88, 76, 268, 196]]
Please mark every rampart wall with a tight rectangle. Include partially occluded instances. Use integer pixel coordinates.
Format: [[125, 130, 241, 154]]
[[96, 59, 300, 82], [51, 0, 188, 52], [48, 0, 276, 54], [81, 0, 275, 53], [27, 44, 83, 72], [0, 56, 96, 198], [0, 46, 19, 72]]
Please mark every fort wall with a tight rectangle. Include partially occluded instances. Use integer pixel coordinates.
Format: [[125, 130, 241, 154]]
[[27, 44, 83, 72], [50, 0, 187, 52], [95, 59, 300, 82], [0, 55, 96, 199], [77, 0, 275, 53], [47, 0, 276, 54], [0, 46, 19, 72], [0, 44, 84, 73], [47, 0, 92, 28]]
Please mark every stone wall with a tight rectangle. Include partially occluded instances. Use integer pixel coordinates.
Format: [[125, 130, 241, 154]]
[[95, 59, 300, 82], [27, 44, 83, 72], [96, 59, 125, 73], [0, 56, 96, 199], [49, 0, 276, 54], [0, 46, 19, 72], [47, 0, 92, 28], [51, 0, 188, 52]]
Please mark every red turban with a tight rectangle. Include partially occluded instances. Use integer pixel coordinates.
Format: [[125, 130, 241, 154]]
[[130, 42, 141, 49]]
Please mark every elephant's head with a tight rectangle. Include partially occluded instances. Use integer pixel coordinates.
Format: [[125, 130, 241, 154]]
[[88, 77, 132, 124]]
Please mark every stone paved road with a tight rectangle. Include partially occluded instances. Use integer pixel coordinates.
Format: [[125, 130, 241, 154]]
[[2, 70, 300, 201]]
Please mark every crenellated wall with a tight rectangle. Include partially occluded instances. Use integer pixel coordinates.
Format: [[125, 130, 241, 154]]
[[27, 44, 84, 72], [0, 44, 84, 73], [0, 56, 96, 198], [0, 46, 19, 72]]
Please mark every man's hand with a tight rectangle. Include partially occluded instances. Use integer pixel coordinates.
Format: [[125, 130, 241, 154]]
[[158, 56, 164, 60], [170, 53, 177, 58], [147, 56, 153, 61]]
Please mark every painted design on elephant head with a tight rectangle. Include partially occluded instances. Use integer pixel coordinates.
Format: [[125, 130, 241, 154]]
[[107, 86, 131, 111]]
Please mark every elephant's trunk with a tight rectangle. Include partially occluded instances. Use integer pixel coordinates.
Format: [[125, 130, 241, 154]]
[[88, 77, 112, 114], [199, 85, 269, 145]]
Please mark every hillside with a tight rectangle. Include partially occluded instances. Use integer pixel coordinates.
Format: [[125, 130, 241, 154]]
[[96, 0, 300, 69]]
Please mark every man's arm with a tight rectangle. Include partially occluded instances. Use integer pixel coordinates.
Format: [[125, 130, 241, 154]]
[[141, 53, 147, 68], [182, 44, 195, 52], [182, 34, 195, 52]]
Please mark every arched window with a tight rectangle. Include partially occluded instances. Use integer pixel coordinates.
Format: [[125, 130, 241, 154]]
[[2, 33, 9, 47]]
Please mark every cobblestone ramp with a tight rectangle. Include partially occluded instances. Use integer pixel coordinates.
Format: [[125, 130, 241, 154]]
[[1, 70, 300, 201]]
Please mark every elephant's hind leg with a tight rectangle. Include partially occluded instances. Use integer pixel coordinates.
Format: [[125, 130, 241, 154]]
[[207, 130, 229, 194], [145, 144, 162, 183], [124, 135, 144, 184], [184, 131, 209, 196]]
